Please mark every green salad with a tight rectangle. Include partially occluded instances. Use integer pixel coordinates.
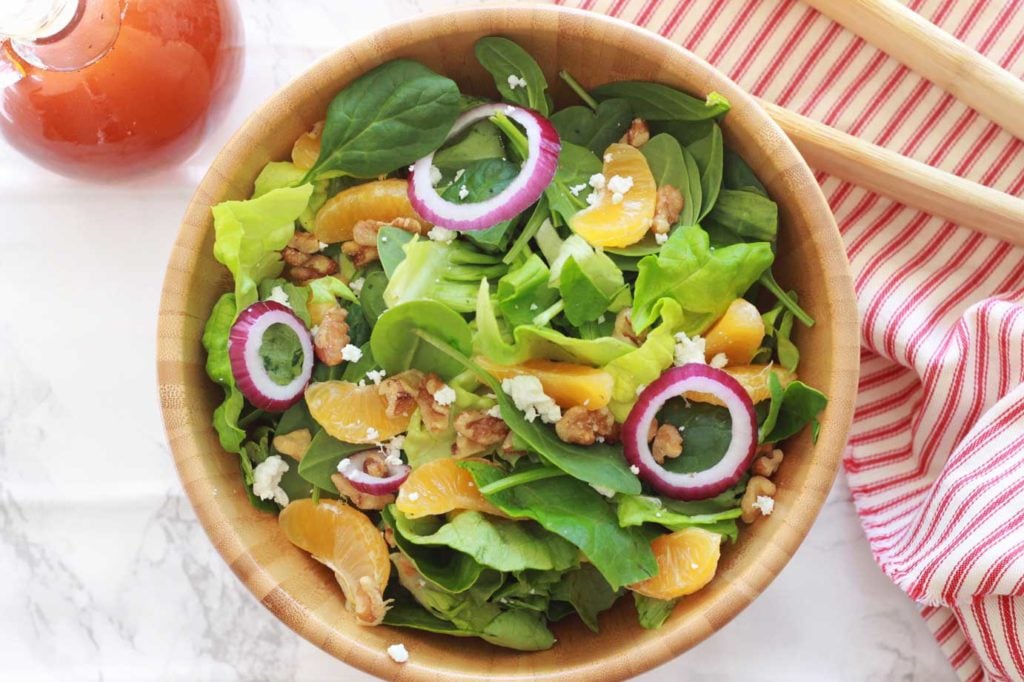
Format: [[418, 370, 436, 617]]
[[201, 36, 828, 652]]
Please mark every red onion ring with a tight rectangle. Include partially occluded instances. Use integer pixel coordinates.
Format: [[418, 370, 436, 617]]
[[337, 450, 411, 495], [228, 301, 314, 412], [408, 103, 561, 231], [623, 364, 757, 500]]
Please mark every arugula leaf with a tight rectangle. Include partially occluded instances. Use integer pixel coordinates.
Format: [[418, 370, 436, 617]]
[[474, 37, 550, 115], [549, 564, 621, 633], [640, 133, 701, 226], [545, 141, 603, 225], [688, 123, 723, 220], [370, 300, 473, 380], [296, 430, 365, 494], [464, 462, 656, 588], [381, 506, 485, 592], [591, 81, 729, 121], [308, 60, 460, 179], [603, 299, 682, 421], [212, 184, 314, 312], [497, 254, 560, 327], [384, 239, 507, 313], [707, 189, 778, 242], [389, 508, 579, 572], [377, 226, 415, 278], [551, 99, 633, 156], [631, 224, 774, 333], [633, 593, 678, 629], [616, 495, 741, 541], [432, 119, 505, 170], [762, 380, 828, 443]]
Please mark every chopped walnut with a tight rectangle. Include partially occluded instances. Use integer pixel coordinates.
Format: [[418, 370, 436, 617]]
[[331, 472, 394, 511], [273, 429, 312, 461], [282, 232, 339, 285], [453, 410, 510, 457], [620, 118, 650, 147], [341, 217, 425, 267], [652, 424, 683, 464], [382, 525, 397, 549], [613, 308, 646, 346], [361, 452, 390, 478], [752, 448, 784, 478], [378, 370, 423, 419], [652, 185, 684, 235], [313, 307, 350, 366], [554, 406, 618, 445], [346, 574, 389, 626], [418, 373, 453, 432], [647, 418, 659, 443], [740, 475, 777, 523]]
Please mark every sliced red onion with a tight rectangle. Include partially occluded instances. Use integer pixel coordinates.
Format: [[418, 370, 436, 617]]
[[408, 103, 561, 231], [623, 364, 757, 501], [228, 301, 313, 412], [337, 450, 411, 495]]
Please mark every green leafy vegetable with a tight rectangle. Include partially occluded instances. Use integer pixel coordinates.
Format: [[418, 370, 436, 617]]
[[296, 430, 366, 494], [441, 158, 521, 250], [551, 99, 633, 156], [616, 494, 741, 540], [546, 231, 630, 326], [657, 398, 733, 474], [640, 133, 701, 226], [603, 299, 682, 421], [257, 323, 305, 386], [463, 461, 655, 588], [308, 60, 460, 179], [497, 254, 559, 327], [252, 161, 326, 230], [762, 380, 829, 443], [202, 293, 246, 453], [759, 269, 815, 327], [631, 224, 774, 333], [722, 148, 767, 195], [370, 300, 473, 380], [707, 188, 778, 242], [688, 123, 723, 220], [358, 269, 389, 324], [257, 278, 311, 326], [432, 119, 505, 170], [474, 36, 550, 115], [384, 239, 507, 313], [634, 593, 677, 629], [545, 141, 602, 225], [591, 81, 729, 121], [403, 411, 456, 468], [381, 506, 484, 592], [377, 226, 415, 278], [549, 564, 621, 632]]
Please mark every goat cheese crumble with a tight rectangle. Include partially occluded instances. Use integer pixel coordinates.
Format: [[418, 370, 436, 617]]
[[348, 277, 365, 296], [709, 353, 729, 369], [432, 384, 457, 406], [365, 368, 387, 385], [753, 495, 775, 516], [266, 285, 291, 308], [427, 226, 456, 243], [386, 643, 409, 663], [252, 455, 290, 506], [341, 344, 363, 362], [673, 332, 706, 366], [501, 375, 562, 424], [629, 465, 640, 475], [655, 232, 669, 245], [507, 74, 528, 90], [429, 164, 443, 186], [458, 185, 470, 200]]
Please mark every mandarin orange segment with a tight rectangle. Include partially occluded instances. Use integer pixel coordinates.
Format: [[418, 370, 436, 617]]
[[568, 143, 657, 248], [629, 527, 722, 600], [291, 120, 323, 170], [687, 364, 795, 406], [476, 356, 614, 410], [703, 299, 766, 366], [396, 458, 505, 519], [313, 179, 431, 243], [278, 498, 391, 625], [306, 380, 411, 444]]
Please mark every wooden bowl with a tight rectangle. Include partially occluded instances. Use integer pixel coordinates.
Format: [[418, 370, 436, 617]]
[[157, 5, 858, 680]]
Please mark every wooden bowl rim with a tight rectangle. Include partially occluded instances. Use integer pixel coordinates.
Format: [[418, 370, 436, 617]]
[[157, 4, 859, 680]]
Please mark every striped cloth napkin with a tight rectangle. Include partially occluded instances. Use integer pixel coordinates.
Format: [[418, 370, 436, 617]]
[[553, 0, 1024, 679]]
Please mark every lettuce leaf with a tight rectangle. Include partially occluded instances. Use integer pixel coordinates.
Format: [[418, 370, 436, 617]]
[[384, 239, 507, 313], [633, 593, 677, 629], [604, 299, 683, 420], [496, 254, 559, 327], [202, 293, 245, 453], [631, 224, 774, 333], [252, 160, 326, 230], [212, 183, 315, 312], [616, 494, 741, 541], [306, 275, 357, 306]]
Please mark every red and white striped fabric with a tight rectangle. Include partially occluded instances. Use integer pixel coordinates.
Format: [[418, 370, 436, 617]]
[[553, 0, 1024, 679]]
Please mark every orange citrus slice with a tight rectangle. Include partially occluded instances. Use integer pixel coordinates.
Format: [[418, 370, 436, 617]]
[[395, 458, 505, 519], [476, 356, 614, 410], [703, 299, 766, 366], [687, 364, 795, 406], [313, 179, 430, 243], [629, 527, 722, 600], [306, 380, 411, 444], [569, 143, 657, 248], [291, 121, 323, 170]]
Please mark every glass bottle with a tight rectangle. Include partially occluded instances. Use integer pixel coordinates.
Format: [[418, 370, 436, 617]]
[[0, 0, 242, 179]]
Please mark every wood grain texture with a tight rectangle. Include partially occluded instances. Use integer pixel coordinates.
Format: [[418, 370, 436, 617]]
[[804, 0, 1024, 142], [156, 5, 859, 680], [762, 99, 1024, 247]]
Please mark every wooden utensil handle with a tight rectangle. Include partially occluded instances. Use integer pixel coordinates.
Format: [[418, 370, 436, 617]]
[[803, 0, 1024, 142], [761, 100, 1024, 248]]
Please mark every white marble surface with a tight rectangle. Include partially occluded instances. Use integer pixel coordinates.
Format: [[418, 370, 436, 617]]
[[0, 1, 961, 679]]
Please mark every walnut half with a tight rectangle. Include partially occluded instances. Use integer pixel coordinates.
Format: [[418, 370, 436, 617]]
[[554, 406, 618, 446], [453, 410, 510, 458], [740, 476, 777, 524]]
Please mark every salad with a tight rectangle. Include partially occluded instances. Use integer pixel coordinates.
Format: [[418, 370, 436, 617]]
[[201, 37, 828, 652]]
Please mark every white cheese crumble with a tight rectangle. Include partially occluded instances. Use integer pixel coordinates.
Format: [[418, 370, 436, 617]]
[[629, 465, 640, 475], [365, 427, 380, 441], [382, 435, 405, 466], [603, 153, 613, 162], [318, 241, 330, 251], [252, 455, 290, 506], [588, 173, 606, 190], [486, 405, 502, 418], [349, 277, 365, 296], [607, 175, 633, 205], [590, 484, 616, 498], [655, 232, 669, 245], [507, 74, 528, 90], [310, 325, 320, 336], [569, 183, 588, 196], [341, 344, 363, 362], [673, 332, 707, 366], [266, 285, 291, 308], [432, 384, 457, 406], [585, 192, 599, 206], [458, 185, 470, 200], [386, 643, 409, 663], [429, 164, 442, 186], [427, 226, 456, 243], [365, 368, 387, 385], [709, 353, 729, 369], [753, 495, 775, 516], [595, 436, 605, 444], [453, 168, 466, 183], [501, 375, 562, 424]]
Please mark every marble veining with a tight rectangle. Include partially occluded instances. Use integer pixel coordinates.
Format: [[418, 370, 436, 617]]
[[0, 0, 958, 679]]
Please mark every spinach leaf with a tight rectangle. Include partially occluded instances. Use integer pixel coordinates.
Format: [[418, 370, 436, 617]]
[[202, 293, 246, 453], [308, 60, 460, 179], [616, 494, 741, 541], [275, 399, 319, 436], [440, 158, 521, 250], [384, 239, 507, 313], [708, 189, 778, 242], [464, 462, 656, 588], [545, 142, 602, 225], [474, 36, 550, 115], [657, 398, 733, 473], [381, 506, 484, 592], [688, 123, 724, 220], [777, 309, 800, 371], [640, 134, 701, 226], [346, 302, 371, 348], [551, 99, 633, 156], [497, 254, 560, 327], [296, 430, 365, 494], [763, 380, 828, 443], [376, 226, 414, 278], [503, 196, 549, 264], [549, 564, 621, 632], [389, 508, 579, 572], [759, 269, 815, 327], [631, 224, 774, 333], [550, 234, 630, 326], [339, 342, 377, 382], [722, 148, 767, 195], [257, 323, 305, 386], [432, 119, 505, 171], [759, 371, 786, 443], [634, 593, 678, 629], [382, 601, 479, 637], [651, 118, 714, 147], [370, 300, 473, 380], [358, 269, 389, 324], [591, 81, 729, 121]]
